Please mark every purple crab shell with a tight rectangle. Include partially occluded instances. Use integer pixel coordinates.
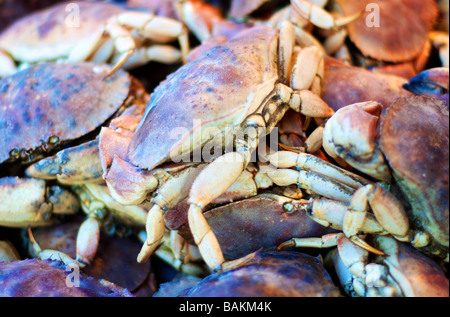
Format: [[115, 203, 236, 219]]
[[0, 258, 133, 297]]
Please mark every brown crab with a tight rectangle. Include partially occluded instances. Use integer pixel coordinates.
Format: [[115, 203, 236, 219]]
[[292, 0, 441, 77], [99, 22, 337, 270], [0, 62, 149, 266], [279, 85, 449, 261], [0, 1, 188, 78]]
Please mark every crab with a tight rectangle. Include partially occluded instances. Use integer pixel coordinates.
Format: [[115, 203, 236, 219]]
[[0, 62, 150, 266], [99, 21, 338, 270], [291, 0, 442, 77], [325, 235, 449, 297], [165, 193, 336, 261], [276, 68, 449, 262], [0, 1, 189, 78], [26, 215, 156, 296], [0, 258, 133, 297], [180, 250, 342, 297]]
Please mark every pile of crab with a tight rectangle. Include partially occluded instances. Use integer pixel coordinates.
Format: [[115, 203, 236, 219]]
[[0, 0, 448, 297]]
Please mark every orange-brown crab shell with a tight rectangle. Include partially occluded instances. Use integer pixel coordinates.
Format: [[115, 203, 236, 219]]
[[128, 26, 279, 171], [336, 0, 438, 63]]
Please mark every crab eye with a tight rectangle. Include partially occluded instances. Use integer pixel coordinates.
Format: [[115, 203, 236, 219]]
[[48, 135, 60, 145], [9, 148, 20, 159]]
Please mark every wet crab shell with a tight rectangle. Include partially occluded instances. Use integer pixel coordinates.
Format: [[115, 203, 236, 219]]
[[0, 258, 133, 297], [336, 0, 438, 63], [0, 1, 125, 63], [380, 95, 449, 251], [128, 26, 279, 171], [168, 194, 336, 259], [182, 251, 342, 297], [0, 62, 130, 164]]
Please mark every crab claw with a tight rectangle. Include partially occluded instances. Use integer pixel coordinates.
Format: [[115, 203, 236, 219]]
[[403, 67, 449, 106], [322, 101, 392, 182]]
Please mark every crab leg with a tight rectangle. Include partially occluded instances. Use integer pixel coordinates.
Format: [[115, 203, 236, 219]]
[[173, 0, 224, 42], [187, 111, 268, 270], [25, 140, 104, 185], [71, 184, 148, 265], [0, 50, 17, 78], [343, 184, 410, 241], [0, 177, 79, 227], [105, 12, 189, 75], [279, 232, 340, 249], [188, 153, 246, 270], [137, 164, 207, 263], [403, 67, 450, 105], [267, 168, 356, 203], [293, 189, 409, 255], [0, 241, 20, 262], [149, 231, 208, 276], [268, 151, 371, 190], [429, 31, 449, 68], [28, 227, 80, 267], [291, 0, 361, 29]]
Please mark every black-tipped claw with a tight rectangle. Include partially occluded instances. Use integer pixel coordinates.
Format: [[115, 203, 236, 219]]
[[403, 67, 449, 106]]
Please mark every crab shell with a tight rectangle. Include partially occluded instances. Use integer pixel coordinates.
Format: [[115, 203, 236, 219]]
[[0, 1, 126, 64], [0, 258, 133, 297], [372, 236, 449, 297], [182, 251, 342, 297], [321, 57, 413, 111], [167, 194, 336, 259], [128, 26, 279, 170], [380, 96, 449, 253], [336, 0, 438, 63], [0, 62, 130, 164]]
